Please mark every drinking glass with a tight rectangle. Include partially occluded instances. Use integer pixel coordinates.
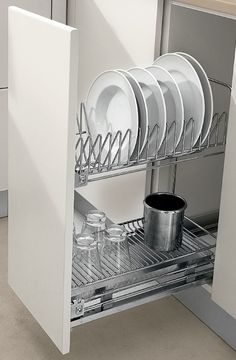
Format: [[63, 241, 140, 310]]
[[73, 233, 103, 278], [81, 210, 106, 246], [102, 224, 131, 273], [72, 223, 77, 258], [73, 223, 77, 243]]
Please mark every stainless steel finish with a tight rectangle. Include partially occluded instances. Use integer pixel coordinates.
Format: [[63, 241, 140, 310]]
[[71, 266, 213, 325], [74, 78, 230, 188], [71, 77, 227, 324], [71, 298, 85, 319], [75, 109, 227, 187], [71, 275, 212, 327], [71, 215, 216, 322], [208, 77, 232, 92], [74, 78, 229, 187], [143, 192, 187, 251]]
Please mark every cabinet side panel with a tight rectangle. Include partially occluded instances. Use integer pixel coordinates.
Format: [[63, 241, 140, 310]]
[[8, 7, 78, 353], [0, 90, 8, 190], [212, 49, 236, 320]]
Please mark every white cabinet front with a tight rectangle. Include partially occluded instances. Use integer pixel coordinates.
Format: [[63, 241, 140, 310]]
[[8, 8, 78, 354], [0, 90, 8, 190]]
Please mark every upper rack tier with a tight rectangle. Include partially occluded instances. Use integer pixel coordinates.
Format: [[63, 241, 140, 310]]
[[75, 78, 231, 187]]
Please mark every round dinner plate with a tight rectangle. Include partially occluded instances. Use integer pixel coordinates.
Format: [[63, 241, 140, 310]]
[[154, 53, 205, 149], [146, 65, 184, 153], [117, 69, 148, 158], [128, 67, 167, 157], [177, 52, 213, 144], [86, 70, 139, 163]]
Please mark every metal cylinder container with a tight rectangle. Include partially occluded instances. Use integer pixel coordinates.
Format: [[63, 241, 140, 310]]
[[144, 192, 187, 251]]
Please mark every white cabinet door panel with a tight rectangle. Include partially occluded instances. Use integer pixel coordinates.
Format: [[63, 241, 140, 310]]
[[0, 0, 51, 88], [0, 90, 8, 190], [8, 8, 78, 353], [212, 48, 236, 320]]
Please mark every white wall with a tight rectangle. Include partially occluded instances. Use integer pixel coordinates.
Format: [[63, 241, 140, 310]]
[[68, 0, 159, 222], [0, 0, 52, 193]]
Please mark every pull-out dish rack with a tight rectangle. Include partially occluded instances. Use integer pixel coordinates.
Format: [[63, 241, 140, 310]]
[[71, 77, 230, 324], [8, 8, 236, 354]]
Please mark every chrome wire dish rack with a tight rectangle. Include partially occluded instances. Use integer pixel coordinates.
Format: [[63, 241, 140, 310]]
[[71, 217, 216, 320], [71, 78, 230, 321], [74, 78, 230, 187], [71, 217, 216, 296]]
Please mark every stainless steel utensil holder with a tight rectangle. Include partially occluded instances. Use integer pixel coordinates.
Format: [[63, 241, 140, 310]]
[[144, 193, 187, 251]]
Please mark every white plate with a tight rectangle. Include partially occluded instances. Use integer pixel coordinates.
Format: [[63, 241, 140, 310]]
[[146, 65, 184, 153], [128, 67, 167, 156], [117, 69, 148, 158], [176, 52, 213, 144], [86, 70, 139, 163], [154, 53, 205, 148]]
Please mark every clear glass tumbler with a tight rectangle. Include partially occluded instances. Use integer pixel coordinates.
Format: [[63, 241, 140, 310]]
[[81, 210, 106, 247], [73, 223, 77, 244], [102, 224, 131, 274], [72, 223, 77, 258], [73, 233, 103, 278]]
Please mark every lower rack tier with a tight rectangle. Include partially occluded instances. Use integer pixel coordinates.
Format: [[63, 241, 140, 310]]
[[71, 217, 216, 322]]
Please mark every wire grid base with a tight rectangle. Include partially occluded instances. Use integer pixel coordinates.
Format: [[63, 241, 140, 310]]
[[71, 217, 215, 289]]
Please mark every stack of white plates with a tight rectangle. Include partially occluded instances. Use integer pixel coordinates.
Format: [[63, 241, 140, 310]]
[[85, 52, 213, 162]]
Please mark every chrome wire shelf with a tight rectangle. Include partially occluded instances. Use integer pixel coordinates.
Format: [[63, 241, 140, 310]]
[[71, 216, 216, 299], [74, 78, 230, 187]]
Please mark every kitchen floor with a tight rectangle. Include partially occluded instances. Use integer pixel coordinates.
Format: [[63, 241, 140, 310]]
[[0, 218, 235, 360]]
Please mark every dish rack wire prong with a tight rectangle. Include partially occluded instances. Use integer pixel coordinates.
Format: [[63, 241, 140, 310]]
[[74, 77, 231, 187]]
